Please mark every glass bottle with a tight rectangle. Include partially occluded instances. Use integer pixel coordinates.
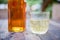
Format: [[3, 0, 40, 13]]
[[8, 0, 26, 32]]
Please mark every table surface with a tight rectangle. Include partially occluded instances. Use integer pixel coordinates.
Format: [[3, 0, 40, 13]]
[[0, 18, 60, 40]]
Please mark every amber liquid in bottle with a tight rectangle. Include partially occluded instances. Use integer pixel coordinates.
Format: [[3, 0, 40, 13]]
[[8, 0, 26, 32]]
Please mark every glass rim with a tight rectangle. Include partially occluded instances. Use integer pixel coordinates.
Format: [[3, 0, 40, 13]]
[[30, 12, 50, 19], [30, 12, 50, 14]]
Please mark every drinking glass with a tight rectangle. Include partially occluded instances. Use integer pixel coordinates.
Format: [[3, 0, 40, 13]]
[[30, 12, 50, 34]]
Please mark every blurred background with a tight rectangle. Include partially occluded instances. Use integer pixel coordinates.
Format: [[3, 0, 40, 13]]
[[0, 0, 7, 4], [0, 0, 8, 39], [0, 0, 8, 19], [0, 0, 60, 40]]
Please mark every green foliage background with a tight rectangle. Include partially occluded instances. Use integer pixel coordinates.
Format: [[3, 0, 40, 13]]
[[0, 0, 7, 4], [26, 0, 43, 6]]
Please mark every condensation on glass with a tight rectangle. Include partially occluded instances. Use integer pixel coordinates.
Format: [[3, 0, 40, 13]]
[[8, 0, 26, 32]]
